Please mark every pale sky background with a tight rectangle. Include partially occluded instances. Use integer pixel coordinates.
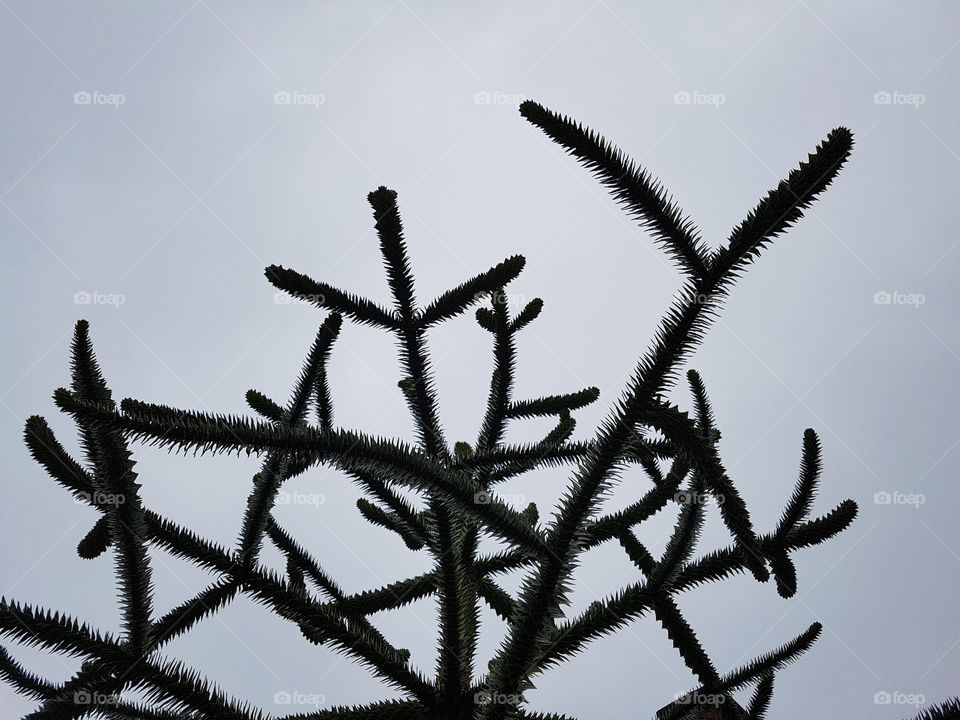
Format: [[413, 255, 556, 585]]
[[2, 2, 959, 719]]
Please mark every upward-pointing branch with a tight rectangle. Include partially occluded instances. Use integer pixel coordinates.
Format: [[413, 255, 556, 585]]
[[710, 126, 853, 291], [520, 100, 710, 280], [368, 186, 471, 708]]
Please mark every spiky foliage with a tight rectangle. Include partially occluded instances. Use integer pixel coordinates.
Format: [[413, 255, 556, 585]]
[[5, 101, 947, 720]]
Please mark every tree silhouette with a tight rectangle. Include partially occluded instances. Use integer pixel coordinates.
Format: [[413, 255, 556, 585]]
[[2, 100, 953, 719]]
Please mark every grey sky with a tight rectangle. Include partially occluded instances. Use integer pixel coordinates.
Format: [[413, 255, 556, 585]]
[[2, 2, 959, 718]]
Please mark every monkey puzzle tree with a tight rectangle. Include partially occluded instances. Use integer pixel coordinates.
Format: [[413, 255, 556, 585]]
[[2, 100, 953, 719]]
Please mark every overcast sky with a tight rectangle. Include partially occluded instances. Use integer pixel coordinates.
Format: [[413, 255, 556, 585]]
[[2, 2, 959, 719]]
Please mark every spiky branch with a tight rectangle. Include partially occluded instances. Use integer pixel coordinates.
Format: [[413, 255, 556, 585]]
[[6, 100, 944, 720]]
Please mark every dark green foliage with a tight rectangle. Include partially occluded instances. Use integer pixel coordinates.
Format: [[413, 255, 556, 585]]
[[356, 498, 426, 551], [505, 388, 600, 420], [76, 516, 112, 559], [4, 100, 944, 720], [910, 699, 960, 720], [519, 101, 710, 280], [745, 674, 774, 720]]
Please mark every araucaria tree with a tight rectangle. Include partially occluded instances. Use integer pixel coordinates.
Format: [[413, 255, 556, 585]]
[[3, 101, 955, 720]]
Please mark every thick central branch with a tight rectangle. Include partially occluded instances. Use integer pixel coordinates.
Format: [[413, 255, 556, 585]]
[[370, 186, 473, 712]]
